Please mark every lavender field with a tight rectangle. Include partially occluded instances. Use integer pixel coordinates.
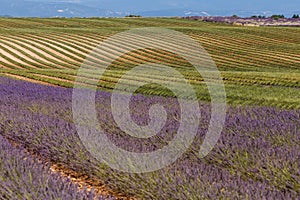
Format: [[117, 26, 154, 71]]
[[0, 15, 299, 199], [0, 76, 299, 199]]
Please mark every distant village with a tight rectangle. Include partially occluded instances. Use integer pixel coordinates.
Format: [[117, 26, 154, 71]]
[[184, 15, 300, 27]]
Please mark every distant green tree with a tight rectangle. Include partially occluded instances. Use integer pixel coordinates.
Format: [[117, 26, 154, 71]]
[[251, 15, 257, 18], [232, 14, 238, 18], [271, 14, 285, 20]]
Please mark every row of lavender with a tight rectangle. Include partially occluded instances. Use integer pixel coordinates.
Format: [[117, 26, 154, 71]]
[[0, 135, 114, 200], [0, 76, 299, 199]]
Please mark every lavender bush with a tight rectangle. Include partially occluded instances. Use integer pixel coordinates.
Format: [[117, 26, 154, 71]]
[[0, 77, 299, 199], [0, 135, 115, 200]]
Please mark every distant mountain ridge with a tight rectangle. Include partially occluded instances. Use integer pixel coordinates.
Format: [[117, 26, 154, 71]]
[[136, 9, 299, 18], [0, 0, 123, 17], [0, 0, 298, 18]]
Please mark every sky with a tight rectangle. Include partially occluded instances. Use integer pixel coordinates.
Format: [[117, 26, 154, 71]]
[[24, 0, 300, 12], [1, 0, 299, 17]]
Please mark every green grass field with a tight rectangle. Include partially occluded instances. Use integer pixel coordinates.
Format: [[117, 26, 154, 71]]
[[0, 17, 299, 109]]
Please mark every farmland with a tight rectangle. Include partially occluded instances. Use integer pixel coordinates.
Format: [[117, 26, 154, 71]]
[[0, 17, 299, 199], [0, 18, 299, 109]]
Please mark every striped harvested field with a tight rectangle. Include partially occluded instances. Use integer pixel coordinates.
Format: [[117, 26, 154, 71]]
[[0, 17, 299, 108]]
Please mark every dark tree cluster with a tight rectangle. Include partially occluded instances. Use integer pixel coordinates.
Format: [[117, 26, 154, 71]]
[[251, 15, 266, 19], [125, 14, 142, 18], [292, 14, 299, 18]]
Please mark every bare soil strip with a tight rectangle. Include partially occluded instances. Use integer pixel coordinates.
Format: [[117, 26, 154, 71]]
[[49, 164, 136, 200]]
